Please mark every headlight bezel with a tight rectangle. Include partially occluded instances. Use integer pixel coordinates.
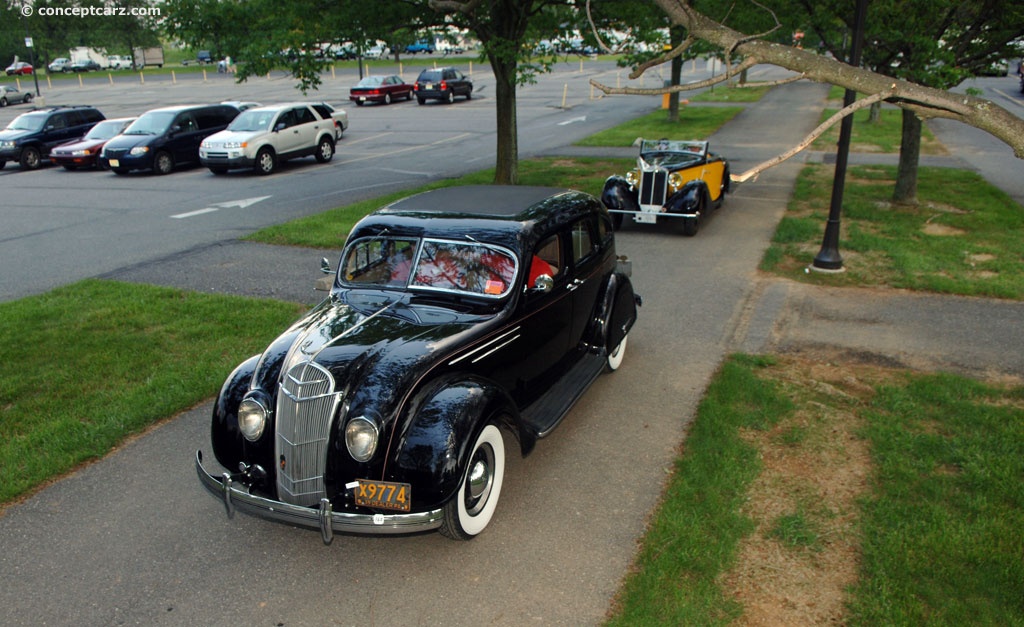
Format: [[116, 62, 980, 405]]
[[238, 397, 269, 442], [668, 172, 683, 190], [129, 146, 150, 156], [345, 415, 380, 462], [625, 169, 638, 186]]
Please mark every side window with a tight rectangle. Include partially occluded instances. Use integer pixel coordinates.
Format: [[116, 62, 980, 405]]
[[176, 113, 198, 133], [312, 104, 331, 120], [597, 213, 612, 245], [295, 107, 316, 125], [277, 110, 297, 129], [49, 114, 68, 130], [529, 234, 561, 285], [571, 219, 597, 265]]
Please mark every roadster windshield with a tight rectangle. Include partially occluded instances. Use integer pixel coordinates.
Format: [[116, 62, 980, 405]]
[[340, 236, 518, 299], [639, 139, 708, 168]]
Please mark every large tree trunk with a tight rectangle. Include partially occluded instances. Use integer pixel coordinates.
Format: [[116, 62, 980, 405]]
[[667, 26, 684, 122], [893, 108, 922, 205], [491, 57, 519, 185]]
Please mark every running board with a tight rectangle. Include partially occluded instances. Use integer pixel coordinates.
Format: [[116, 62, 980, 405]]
[[521, 352, 605, 438]]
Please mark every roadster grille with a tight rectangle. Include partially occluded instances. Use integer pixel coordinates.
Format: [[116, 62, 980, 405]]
[[639, 170, 668, 206], [275, 361, 339, 506]]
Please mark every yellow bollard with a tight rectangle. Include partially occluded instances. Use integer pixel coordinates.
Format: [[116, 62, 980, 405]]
[[579, 58, 583, 73], [331, 65, 336, 79], [469, 61, 473, 76], [108, 72, 113, 85], [172, 70, 176, 84], [561, 83, 568, 108], [139, 71, 144, 84], [202, 68, 207, 82], [79, 74, 83, 87], [15, 77, 21, 89], [46, 75, 51, 89]]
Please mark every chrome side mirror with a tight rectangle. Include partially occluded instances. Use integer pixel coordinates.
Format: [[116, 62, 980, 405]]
[[315, 258, 334, 292], [531, 274, 554, 293], [320, 257, 333, 274]]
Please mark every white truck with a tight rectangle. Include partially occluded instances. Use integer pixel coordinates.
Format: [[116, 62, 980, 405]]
[[106, 55, 132, 70]]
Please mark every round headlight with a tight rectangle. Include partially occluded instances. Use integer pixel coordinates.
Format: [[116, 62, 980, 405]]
[[625, 170, 638, 186], [345, 416, 379, 462], [668, 172, 683, 189], [129, 146, 150, 156], [238, 398, 268, 442]]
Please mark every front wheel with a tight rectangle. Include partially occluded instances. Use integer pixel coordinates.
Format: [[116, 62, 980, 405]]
[[606, 334, 628, 372], [0, 97, 7, 107], [440, 423, 506, 540], [153, 151, 174, 175], [23, 93, 32, 103], [254, 147, 276, 175], [19, 146, 41, 170]]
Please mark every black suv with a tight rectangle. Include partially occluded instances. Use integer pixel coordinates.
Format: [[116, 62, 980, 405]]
[[413, 67, 473, 104], [0, 106, 105, 170]]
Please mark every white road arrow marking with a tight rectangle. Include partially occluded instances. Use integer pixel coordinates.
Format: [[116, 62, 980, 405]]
[[558, 115, 587, 126], [171, 196, 272, 219]]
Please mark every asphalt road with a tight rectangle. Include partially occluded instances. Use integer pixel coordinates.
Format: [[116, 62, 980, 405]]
[[2, 64, 1022, 626], [0, 58, 671, 302]]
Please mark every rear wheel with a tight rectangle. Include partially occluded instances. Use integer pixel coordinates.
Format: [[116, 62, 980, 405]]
[[440, 422, 506, 540], [384, 93, 392, 105], [314, 137, 334, 163], [417, 97, 426, 105], [607, 334, 628, 372], [445, 91, 455, 104], [0, 97, 7, 107], [24, 93, 33, 103]]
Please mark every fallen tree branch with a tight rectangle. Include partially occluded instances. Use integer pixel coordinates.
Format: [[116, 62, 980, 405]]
[[731, 89, 894, 183], [592, 56, 760, 96]]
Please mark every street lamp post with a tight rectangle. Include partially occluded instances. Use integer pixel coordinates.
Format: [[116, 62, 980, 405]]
[[811, 0, 868, 272]]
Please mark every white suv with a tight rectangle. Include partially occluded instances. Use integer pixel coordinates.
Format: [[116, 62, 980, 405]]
[[199, 103, 337, 175]]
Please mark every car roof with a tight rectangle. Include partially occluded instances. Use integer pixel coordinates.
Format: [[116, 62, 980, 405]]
[[352, 186, 604, 255], [141, 104, 231, 114], [245, 102, 318, 112]]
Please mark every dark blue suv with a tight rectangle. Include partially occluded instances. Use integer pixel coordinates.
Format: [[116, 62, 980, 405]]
[[0, 106, 105, 170]]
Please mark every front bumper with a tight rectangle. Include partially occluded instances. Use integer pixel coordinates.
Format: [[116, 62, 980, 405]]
[[0, 146, 22, 161], [200, 153, 254, 169], [195, 450, 443, 544]]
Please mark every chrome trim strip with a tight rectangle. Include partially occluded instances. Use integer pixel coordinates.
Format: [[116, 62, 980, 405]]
[[196, 451, 443, 542], [448, 326, 521, 365], [471, 334, 520, 363]]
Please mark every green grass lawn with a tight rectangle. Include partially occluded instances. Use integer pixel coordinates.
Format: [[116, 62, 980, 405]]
[[761, 164, 1024, 299], [811, 106, 948, 154], [0, 280, 303, 504], [607, 354, 1024, 625], [575, 106, 743, 147]]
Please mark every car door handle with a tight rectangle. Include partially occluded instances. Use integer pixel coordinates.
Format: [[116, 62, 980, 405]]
[[566, 278, 585, 292]]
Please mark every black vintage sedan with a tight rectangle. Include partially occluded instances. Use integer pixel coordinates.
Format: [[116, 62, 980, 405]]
[[601, 139, 730, 236], [196, 186, 640, 543]]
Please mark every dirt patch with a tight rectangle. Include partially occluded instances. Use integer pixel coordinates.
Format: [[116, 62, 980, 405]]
[[922, 223, 966, 236], [721, 357, 885, 626]]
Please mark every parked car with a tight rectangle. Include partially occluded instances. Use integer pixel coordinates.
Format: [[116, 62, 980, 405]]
[[183, 50, 214, 66], [413, 67, 473, 104], [5, 61, 33, 76], [200, 103, 337, 175], [405, 40, 436, 54], [100, 104, 239, 175], [365, 44, 390, 59], [69, 59, 102, 72], [601, 139, 730, 236], [0, 85, 34, 107], [195, 185, 640, 543], [0, 106, 105, 170], [349, 75, 413, 105], [311, 102, 348, 139], [106, 55, 132, 70], [50, 117, 134, 170], [48, 58, 71, 73]]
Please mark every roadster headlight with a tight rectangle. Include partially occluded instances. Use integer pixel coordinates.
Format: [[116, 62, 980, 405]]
[[668, 172, 683, 190], [625, 169, 638, 186], [345, 416, 379, 462], [238, 398, 269, 442]]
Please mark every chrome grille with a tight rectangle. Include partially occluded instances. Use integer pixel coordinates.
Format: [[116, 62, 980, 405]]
[[639, 170, 668, 206], [275, 361, 339, 506]]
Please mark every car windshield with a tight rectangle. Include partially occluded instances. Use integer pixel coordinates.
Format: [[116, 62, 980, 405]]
[[6, 113, 46, 131], [227, 109, 276, 132], [340, 236, 518, 299], [84, 119, 129, 140], [355, 76, 384, 87], [123, 111, 176, 135]]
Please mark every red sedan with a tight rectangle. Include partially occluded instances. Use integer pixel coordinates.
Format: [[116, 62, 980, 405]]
[[5, 62, 33, 76], [349, 75, 413, 105], [50, 117, 134, 170]]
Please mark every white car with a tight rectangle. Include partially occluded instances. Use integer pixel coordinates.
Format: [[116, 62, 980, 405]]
[[199, 102, 338, 175], [106, 55, 132, 70], [311, 102, 348, 140]]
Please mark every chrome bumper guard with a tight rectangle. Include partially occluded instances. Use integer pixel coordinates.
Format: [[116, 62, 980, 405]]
[[195, 450, 443, 544]]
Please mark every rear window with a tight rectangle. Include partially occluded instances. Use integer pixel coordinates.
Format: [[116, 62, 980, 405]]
[[417, 71, 441, 82]]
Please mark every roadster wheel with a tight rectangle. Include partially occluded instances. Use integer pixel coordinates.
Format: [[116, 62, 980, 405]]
[[682, 218, 699, 236], [440, 423, 505, 540], [606, 334, 628, 372], [314, 136, 334, 163]]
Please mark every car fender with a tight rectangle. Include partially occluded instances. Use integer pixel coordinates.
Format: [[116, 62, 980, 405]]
[[211, 353, 263, 472], [586, 272, 639, 357], [392, 375, 520, 508], [601, 175, 640, 212], [665, 180, 708, 215]]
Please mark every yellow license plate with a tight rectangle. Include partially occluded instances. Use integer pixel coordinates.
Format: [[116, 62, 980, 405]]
[[355, 479, 411, 512], [109, 159, 119, 167]]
